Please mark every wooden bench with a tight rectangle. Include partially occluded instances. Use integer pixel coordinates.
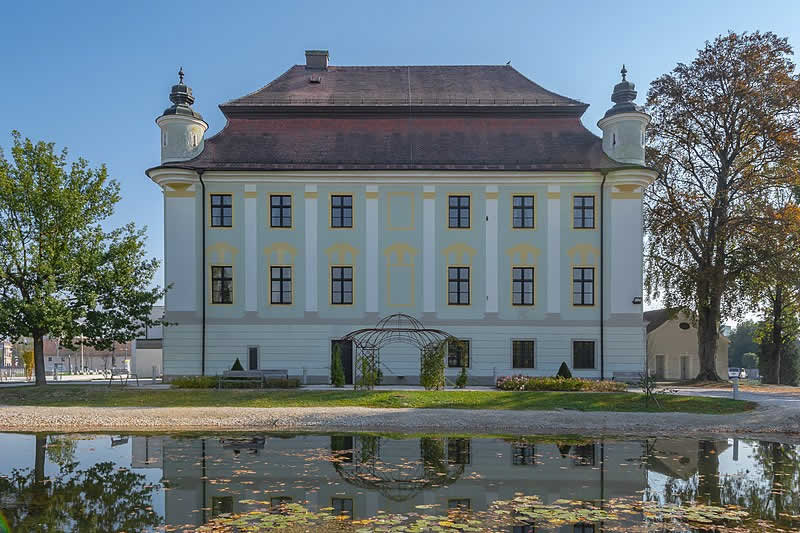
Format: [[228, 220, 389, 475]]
[[107, 367, 139, 387], [217, 369, 289, 389], [612, 371, 642, 384]]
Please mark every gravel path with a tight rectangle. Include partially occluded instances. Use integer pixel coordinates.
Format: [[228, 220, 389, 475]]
[[1, 403, 799, 439]]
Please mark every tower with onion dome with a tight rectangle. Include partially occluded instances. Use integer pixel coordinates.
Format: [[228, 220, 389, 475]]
[[156, 68, 208, 163], [597, 65, 650, 165]]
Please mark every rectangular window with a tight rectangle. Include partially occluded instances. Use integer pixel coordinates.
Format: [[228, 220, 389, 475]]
[[572, 444, 596, 466], [331, 498, 353, 518], [512, 195, 535, 228], [447, 339, 470, 368], [448, 195, 470, 228], [447, 438, 471, 465], [512, 442, 536, 465], [573, 195, 595, 229], [572, 267, 594, 306], [573, 340, 596, 369], [512, 267, 534, 306], [248, 346, 258, 370], [270, 266, 292, 304], [211, 266, 233, 304], [211, 496, 233, 517], [512, 340, 535, 369], [270, 194, 292, 228], [210, 194, 232, 227], [448, 499, 471, 510], [270, 496, 292, 508], [447, 267, 470, 305], [331, 195, 353, 228], [331, 266, 353, 305]]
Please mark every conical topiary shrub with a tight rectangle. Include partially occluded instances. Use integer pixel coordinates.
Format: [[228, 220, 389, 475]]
[[231, 358, 244, 371], [556, 361, 572, 379]]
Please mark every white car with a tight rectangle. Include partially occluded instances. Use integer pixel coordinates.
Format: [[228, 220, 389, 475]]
[[728, 368, 747, 379]]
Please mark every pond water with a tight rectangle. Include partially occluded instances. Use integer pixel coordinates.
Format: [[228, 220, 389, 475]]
[[0, 432, 797, 532]]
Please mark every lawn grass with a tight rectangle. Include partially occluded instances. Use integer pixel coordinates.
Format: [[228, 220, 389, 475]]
[[0, 386, 755, 414]]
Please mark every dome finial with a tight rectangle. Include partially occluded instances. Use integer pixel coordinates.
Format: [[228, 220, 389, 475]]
[[621, 64, 627, 81], [178, 66, 184, 84]]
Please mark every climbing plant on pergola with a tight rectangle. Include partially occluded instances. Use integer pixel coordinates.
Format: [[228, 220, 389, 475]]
[[341, 314, 459, 390]]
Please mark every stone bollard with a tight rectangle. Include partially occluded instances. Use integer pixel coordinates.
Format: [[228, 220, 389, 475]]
[[733, 377, 739, 400], [302, 367, 308, 385], [152, 365, 158, 384]]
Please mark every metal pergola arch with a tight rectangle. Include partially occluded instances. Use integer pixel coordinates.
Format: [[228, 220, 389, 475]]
[[340, 313, 457, 390]]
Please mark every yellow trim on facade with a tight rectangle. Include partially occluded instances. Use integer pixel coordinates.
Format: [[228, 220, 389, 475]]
[[365, 191, 379, 199], [324, 242, 359, 264], [387, 191, 415, 231], [446, 193, 473, 230], [446, 264, 472, 307], [268, 264, 294, 306], [505, 243, 541, 265], [546, 192, 561, 199], [328, 192, 356, 230], [329, 264, 356, 307], [570, 192, 598, 231], [384, 243, 417, 307], [441, 243, 477, 266], [208, 191, 235, 230], [423, 191, 436, 200], [268, 192, 295, 229], [509, 193, 537, 231], [207, 242, 239, 263], [304, 191, 318, 199], [165, 182, 191, 191], [244, 191, 258, 199], [566, 243, 600, 266], [264, 242, 298, 265], [485, 192, 499, 200], [164, 190, 196, 198], [611, 192, 642, 199]]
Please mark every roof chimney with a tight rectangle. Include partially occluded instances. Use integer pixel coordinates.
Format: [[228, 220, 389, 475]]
[[305, 49, 329, 70]]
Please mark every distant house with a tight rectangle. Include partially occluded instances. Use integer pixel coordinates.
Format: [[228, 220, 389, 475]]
[[644, 309, 729, 380], [131, 305, 164, 378]]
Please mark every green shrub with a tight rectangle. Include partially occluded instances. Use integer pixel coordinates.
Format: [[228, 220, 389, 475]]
[[331, 345, 345, 387], [171, 376, 217, 389], [495, 375, 626, 392], [231, 358, 244, 371], [556, 362, 573, 379], [420, 344, 445, 390], [455, 366, 468, 389]]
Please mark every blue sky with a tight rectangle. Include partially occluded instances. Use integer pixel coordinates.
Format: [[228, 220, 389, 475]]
[[1, 0, 798, 295]]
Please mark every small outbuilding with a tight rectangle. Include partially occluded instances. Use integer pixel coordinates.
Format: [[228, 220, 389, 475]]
[[644, 309, 729, 381]]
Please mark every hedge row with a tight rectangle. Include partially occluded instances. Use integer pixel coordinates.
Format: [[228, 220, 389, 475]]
[[495, 375, 627, 392], [171, 376, 301, 389]]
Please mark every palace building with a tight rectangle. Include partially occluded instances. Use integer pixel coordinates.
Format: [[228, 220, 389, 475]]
[[146, 51, 656, 384]]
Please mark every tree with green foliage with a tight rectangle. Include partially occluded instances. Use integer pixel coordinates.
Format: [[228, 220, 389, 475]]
[[455, 366, 468, 389], [331, 344, 345, 387], [644, 31, 800, 381], [741, 352, 758, 370], [728, 321, 760, 367], [0, 132, 165, 386]]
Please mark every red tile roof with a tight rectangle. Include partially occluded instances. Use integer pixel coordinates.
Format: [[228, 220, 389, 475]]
[[153, 65, 629, 172]]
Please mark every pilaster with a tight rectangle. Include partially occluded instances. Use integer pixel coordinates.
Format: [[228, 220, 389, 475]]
[[304, 185, 318, 312]]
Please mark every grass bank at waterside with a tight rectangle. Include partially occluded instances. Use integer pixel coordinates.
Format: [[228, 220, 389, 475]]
[[0, 386, 753, 414]]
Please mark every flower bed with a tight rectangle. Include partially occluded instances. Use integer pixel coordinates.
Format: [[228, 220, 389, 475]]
[[496, 375, 627, 392]]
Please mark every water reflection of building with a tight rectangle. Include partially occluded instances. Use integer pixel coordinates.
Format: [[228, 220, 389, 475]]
[[132, 436, 163, 469], [157, 434, 652, 529]]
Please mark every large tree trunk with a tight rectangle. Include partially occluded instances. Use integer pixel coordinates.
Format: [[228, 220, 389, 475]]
[[33, 334, 47, 386], [696, 303, 722, 381], [764, 286, 784, 385], [697, 440, 721, 505]]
